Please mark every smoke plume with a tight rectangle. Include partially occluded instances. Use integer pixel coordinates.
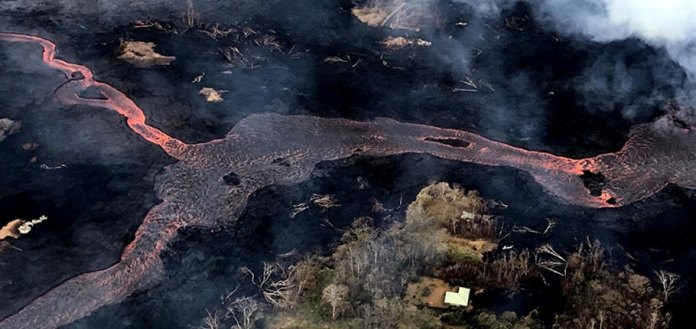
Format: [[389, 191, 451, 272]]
[[530, 0, 696, 80]]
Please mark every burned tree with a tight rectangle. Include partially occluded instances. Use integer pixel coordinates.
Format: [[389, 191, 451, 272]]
[[226, 297, 261, 329], [322, 284, 349, 320], [240, 261, 305, 309], [654, 270, 680, 303]]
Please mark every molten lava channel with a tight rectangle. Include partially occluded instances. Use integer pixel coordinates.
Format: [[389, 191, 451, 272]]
[[0, 32, 694, 329]]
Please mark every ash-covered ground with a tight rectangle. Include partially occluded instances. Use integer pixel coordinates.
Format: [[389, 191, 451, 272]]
[[0, 1, 694, 328]]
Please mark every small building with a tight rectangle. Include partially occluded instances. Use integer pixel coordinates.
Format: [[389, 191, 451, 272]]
[[444, 287, 471, 307]]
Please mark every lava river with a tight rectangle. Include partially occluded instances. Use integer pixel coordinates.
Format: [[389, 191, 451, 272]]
[[0, 33, 694, 329]]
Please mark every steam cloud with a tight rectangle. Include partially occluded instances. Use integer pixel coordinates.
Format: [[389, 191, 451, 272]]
[[454, 0, 696, 113], [457, 0, 696, 79], [530, 0, 696, 80]]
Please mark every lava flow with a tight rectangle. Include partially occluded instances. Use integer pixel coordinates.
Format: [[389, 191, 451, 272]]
[[1, 33, 694, 329], [0, 32, 187, 158]]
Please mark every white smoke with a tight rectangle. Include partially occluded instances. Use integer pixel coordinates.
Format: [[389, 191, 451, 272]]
[[531, 0, 696, 79], [453, 0, 515, 17]]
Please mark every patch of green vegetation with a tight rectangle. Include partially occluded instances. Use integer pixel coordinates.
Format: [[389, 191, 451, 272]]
[[420, 286, 432, 297], [552, 240, 675, 329], [440, 308, 468, 326], [197, 183, 677, 329], [471, 310, 543, 329], [268, 303, 353, 329], [440, 246, 483, 268]]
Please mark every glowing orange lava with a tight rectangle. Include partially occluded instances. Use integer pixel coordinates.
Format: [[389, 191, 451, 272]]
[[0, 32, 187, 158], [1, 33, 693, 329]]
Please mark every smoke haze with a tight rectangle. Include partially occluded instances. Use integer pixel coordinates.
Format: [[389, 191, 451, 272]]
[[530, 0, 696, 83]]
